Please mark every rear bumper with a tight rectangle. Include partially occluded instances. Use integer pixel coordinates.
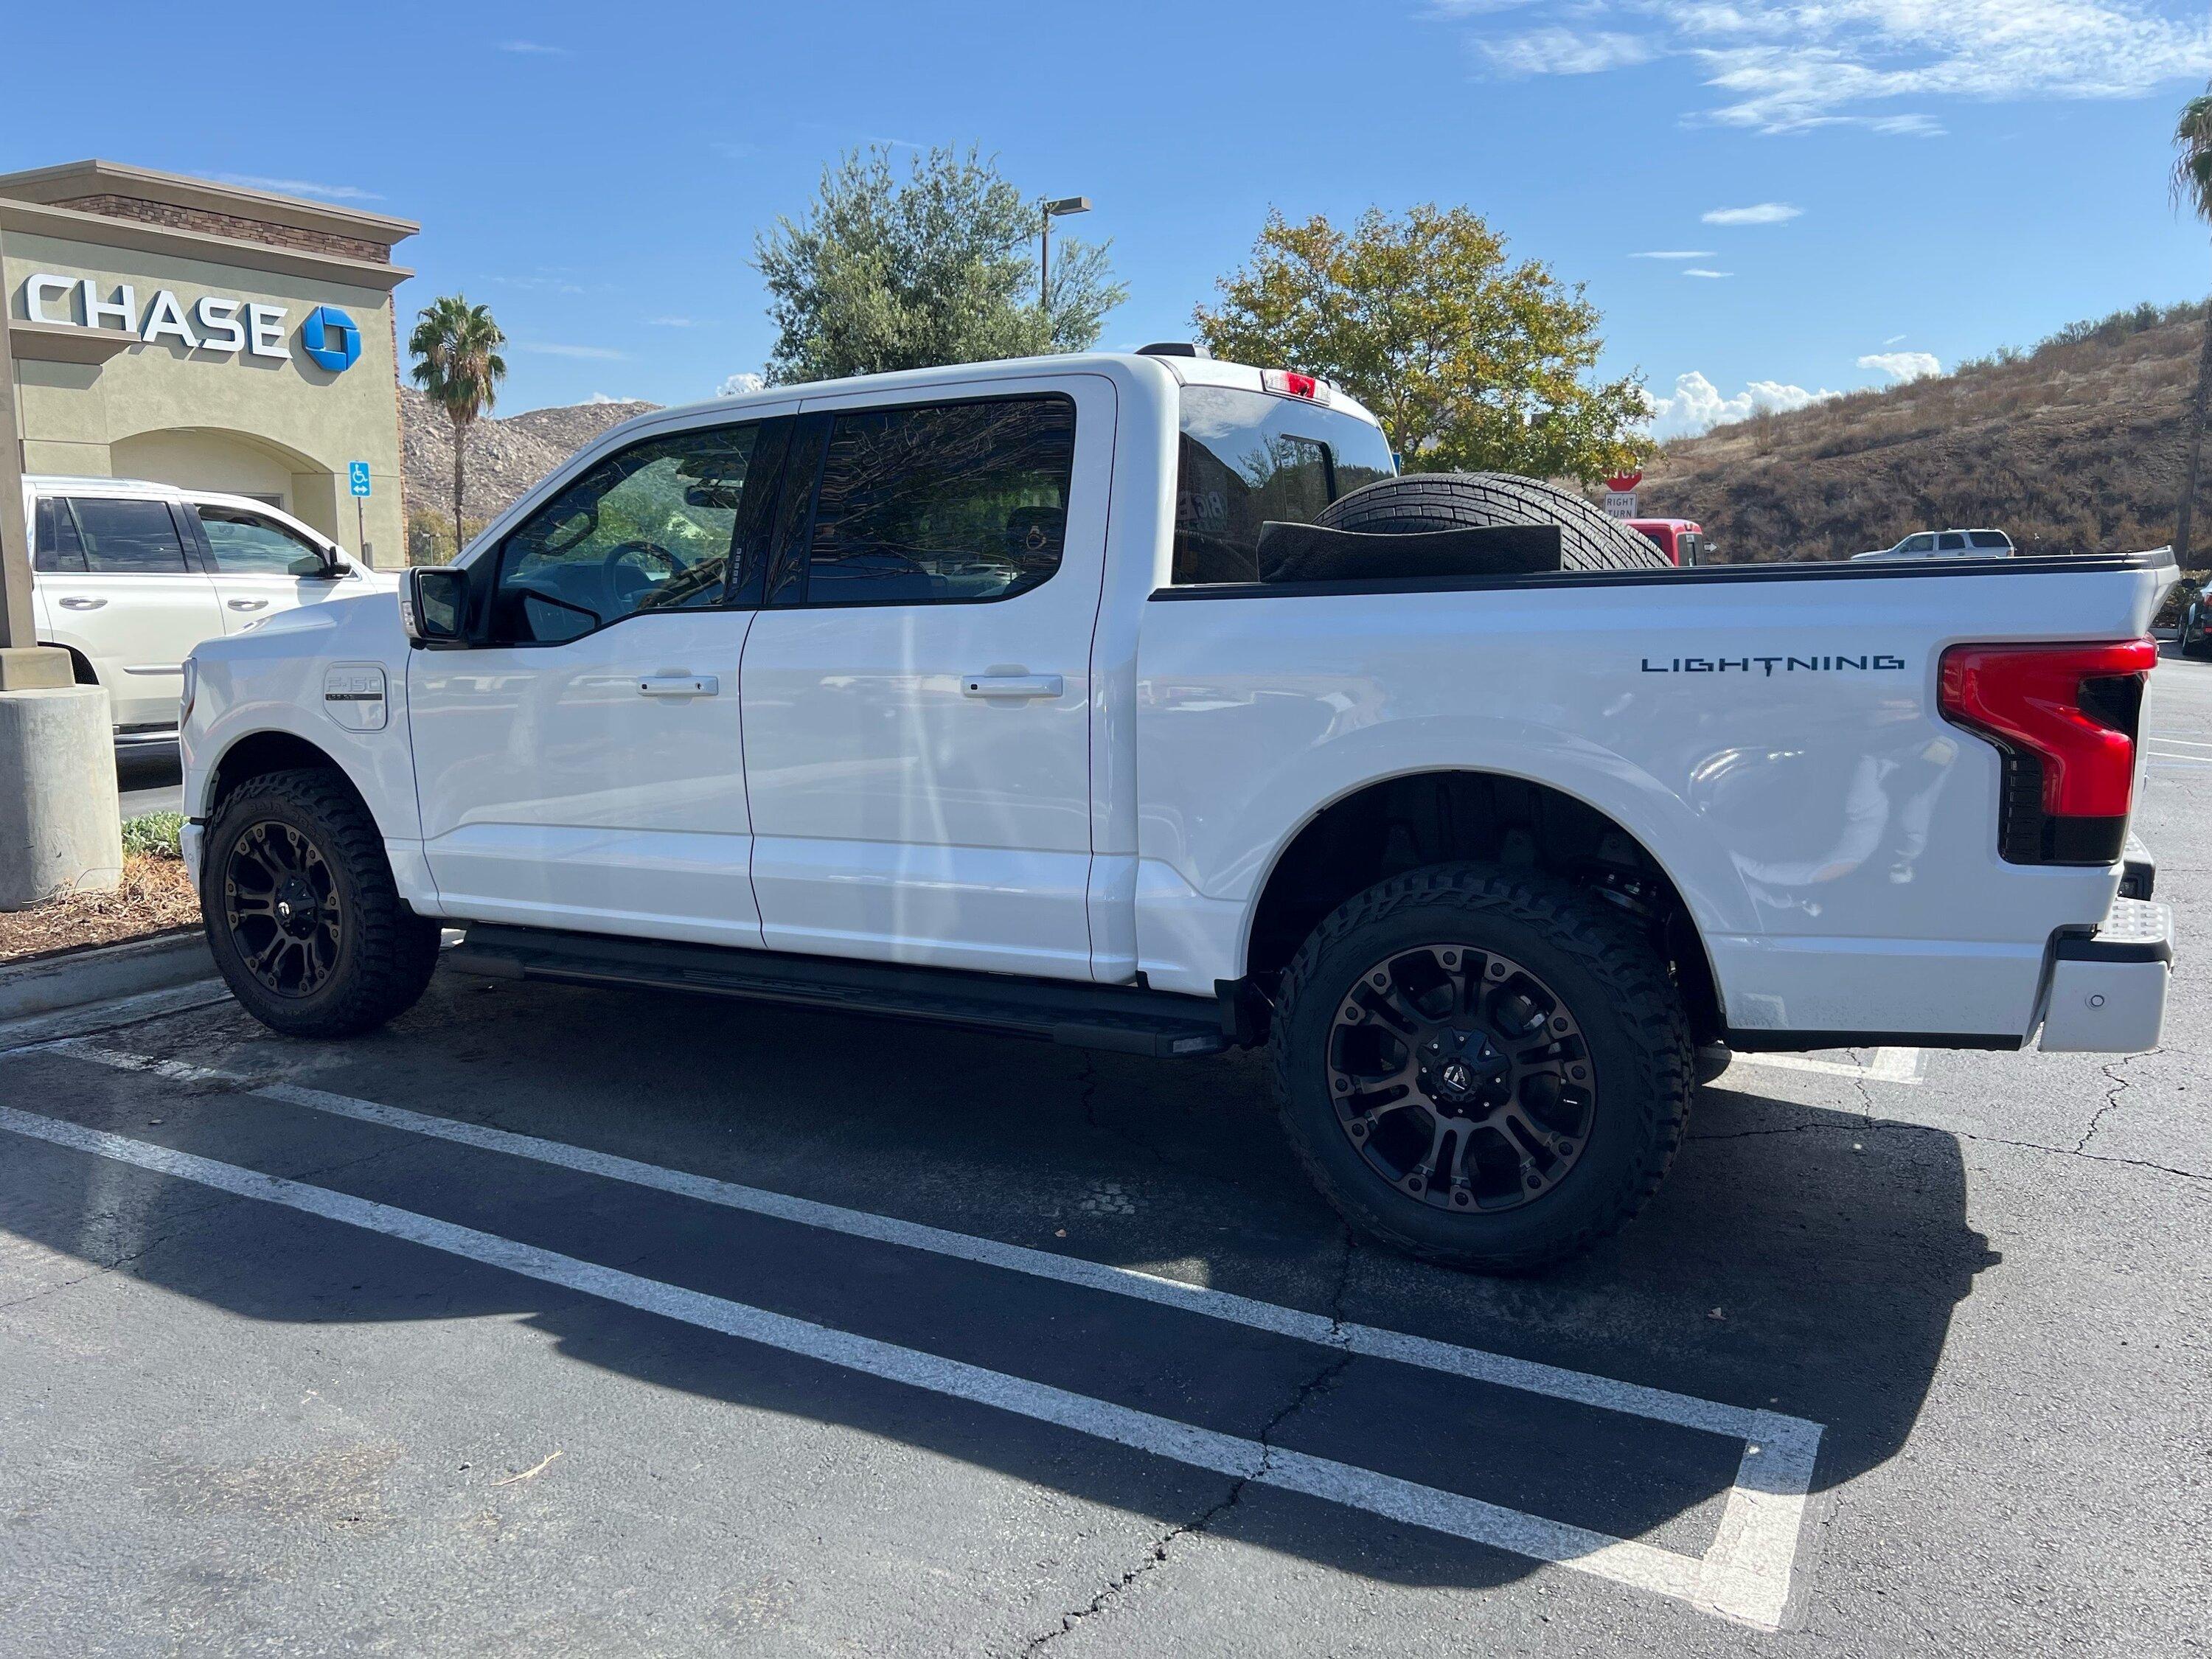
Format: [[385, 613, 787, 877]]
[[2037, 896, 2173, 1053]]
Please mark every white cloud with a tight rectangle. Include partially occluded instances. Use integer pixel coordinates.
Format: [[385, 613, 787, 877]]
[[648, 316, 696, 327], [1703, 201, 1801, 224], [1458, 1, 2212, 133], [584, 393, 639, 405], [212, 173, 381, 202], [515, 341, 626, 361], [1642, 370, 1839, 439], [1480, 27, 1660, 73], [1631, 249, 1718, 258], [1883, 333, 1909, 345], [718, 372, 767, 398], [1858, 349, 1943, 380], [1683, 267, 1735, 277], [499, 39, 568, 54]]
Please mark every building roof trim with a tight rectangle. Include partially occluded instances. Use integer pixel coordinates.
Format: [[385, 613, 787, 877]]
[[0, 159, 418, 247], [0, 198, 414, 294]]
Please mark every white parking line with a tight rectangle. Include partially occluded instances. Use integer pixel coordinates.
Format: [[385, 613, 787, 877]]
[[1732, 1047, 1925, 1085], [13, 1047, 1827, 1628]]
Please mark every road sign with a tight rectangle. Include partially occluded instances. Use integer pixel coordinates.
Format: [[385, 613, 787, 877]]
[[1603, 490, 1638, 519], [1606, 470, 1644, 495], [348, 462, 372, 498]]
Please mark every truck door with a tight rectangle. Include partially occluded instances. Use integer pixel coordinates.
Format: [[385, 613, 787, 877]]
[[738, 375, 1113, 981], [408, 412, 790, 943], [37, 495, 223, 730]]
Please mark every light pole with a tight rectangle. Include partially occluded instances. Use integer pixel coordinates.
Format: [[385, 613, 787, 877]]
[[1040, 195, 1091, 332]]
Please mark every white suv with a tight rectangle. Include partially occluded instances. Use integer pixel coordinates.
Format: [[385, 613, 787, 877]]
[[22, 476, 392, 738], [1853, 528, 2015, 561]]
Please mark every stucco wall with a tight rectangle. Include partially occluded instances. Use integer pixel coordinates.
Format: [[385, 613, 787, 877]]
[[4, 227, 405, 564]]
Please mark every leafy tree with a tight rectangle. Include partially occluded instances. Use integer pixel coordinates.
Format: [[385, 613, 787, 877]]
[[408, 296, 507, 554], [1195, 206, 1648, 484], [754, 145, 1124, 383], [2171, 89, 2212, 571]]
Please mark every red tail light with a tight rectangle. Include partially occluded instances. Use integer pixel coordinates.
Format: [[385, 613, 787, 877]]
[[1938, 638, 2155, 864], [1262, 369, 1329, 403]]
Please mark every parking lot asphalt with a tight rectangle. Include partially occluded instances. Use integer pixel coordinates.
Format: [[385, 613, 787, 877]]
[[3, 661, 2208, 1657]]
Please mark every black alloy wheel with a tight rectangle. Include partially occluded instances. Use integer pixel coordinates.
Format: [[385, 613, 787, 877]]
[[1327, 943, 1593, 1213], [222, 818, 344, 998]]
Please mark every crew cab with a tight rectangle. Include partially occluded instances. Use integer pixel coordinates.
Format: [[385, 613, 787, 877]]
[[175, 352, 2177, 1270], [21, 474, 389, 739]]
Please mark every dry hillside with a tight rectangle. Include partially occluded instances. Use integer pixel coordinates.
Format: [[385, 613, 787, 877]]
[[400, 387, 660, 546], [1638, 302, 2208, 562]]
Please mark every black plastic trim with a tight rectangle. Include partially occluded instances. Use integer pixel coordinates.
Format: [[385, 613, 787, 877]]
[[1725, 1028, 2024, 1053], [2120, 858, 2155, 901], [1149, 547, 2175, 602], [444, 925, 1229, 1057], [2052, 930, 2173, 966]]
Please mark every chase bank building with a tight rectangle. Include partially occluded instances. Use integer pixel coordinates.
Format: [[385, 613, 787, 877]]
[[1, 160, 413, 563]]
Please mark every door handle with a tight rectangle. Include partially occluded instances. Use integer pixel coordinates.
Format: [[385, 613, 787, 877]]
[[58, 596, 106, 611], [228, 599, 269, 612], [962, 673, 1062, 700], [637, 674, 719, 697]]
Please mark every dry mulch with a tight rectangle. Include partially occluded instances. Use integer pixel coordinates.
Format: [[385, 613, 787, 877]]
[[0, 855, 202, 965]]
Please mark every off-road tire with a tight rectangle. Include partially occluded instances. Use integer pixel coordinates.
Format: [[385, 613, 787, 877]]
[[1269, 863, 1691, 1273], [1317, 473, 1669, 572], [202, 768, 439, 1039]]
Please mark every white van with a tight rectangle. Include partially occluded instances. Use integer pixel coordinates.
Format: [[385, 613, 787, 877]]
[[21, 476, 393, 737]]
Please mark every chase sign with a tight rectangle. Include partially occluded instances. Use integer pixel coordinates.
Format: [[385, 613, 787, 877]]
[[18, 274, 362, 375]]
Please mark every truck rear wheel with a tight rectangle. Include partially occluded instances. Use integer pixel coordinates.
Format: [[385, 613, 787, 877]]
[[1268, 863, 1691, 1273], [1317, 473, 1668, 571], [202, 768, 439, 1040]]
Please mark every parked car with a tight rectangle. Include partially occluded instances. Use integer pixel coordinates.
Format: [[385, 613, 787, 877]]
[[2178, 591, 2212, 659], [1853, 529, 2016, 561], [1624, 518, 1707, 566], [20, 475, 392, 739], [176, 351, 2176, 1271]]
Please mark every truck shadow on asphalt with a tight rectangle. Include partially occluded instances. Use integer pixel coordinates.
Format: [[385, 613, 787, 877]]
[[5, 973, 2000, 1595]]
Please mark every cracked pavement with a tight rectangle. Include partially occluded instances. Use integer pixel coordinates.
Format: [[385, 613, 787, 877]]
[[0, 655, 2206, 1656]]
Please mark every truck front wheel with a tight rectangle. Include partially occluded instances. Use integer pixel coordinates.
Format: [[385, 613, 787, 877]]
[[1269, 864, 1691, 1273], [201, 768, 439, 1040]]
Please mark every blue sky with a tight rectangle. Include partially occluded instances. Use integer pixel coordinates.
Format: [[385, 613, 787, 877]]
[[10, 0, 2212, 436]]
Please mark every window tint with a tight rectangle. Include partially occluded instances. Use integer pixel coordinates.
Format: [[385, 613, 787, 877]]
[[801, 397, 1076, 606], [1967, 531, 2009, 549], [33, 498, 86, 573], [494, 423, 762, 644], [1173, 386, 1395, 584], [67, 498, 189, 574], [1936, 532, 1966, 551], [201, 507, 327, 576]]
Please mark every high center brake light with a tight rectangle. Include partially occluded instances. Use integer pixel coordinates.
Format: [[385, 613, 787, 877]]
[[1262, 369, 1331, 404], [1938, 638, 2156, 865]]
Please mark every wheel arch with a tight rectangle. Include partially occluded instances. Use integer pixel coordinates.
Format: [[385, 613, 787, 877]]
[[1240, 767, 1728, 1045], [202, 728, 369, 824]]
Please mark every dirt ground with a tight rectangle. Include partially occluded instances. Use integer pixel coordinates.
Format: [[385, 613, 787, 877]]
[[0, 855, 200, 964]]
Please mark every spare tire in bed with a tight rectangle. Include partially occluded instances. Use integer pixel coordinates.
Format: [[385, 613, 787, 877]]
[[1316, 473, 1670, 572]]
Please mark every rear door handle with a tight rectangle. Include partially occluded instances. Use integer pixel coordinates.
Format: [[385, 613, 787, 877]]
[[58, 596, 106, 611], [962, 674, 1062, 700], [637, 674, 719, 697], [228, 599, 269, 612]]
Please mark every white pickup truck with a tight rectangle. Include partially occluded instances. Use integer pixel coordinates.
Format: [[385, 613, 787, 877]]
[[177, 351, 2177, 1270]]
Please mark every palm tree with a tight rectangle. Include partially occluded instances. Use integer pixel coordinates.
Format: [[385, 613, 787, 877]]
[[2170, 91, 2212, 571], [408, 296, 507, 556]]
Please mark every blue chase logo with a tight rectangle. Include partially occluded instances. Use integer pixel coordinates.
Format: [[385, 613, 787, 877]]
[[300, 305, 362, 372]]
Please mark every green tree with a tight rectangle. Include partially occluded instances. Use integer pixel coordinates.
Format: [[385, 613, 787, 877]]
[[2171, 88, 2212, 571], [754, 145, 1125, 383], [1194, 206, 1649, 484], [408, 296, 508, 554]]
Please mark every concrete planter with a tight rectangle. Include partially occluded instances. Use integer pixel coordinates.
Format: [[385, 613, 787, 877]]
[[0, 928, 215, 1022]]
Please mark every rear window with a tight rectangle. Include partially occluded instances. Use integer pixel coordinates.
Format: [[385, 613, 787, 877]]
[[1968, 531, 2011, 549], [1173, 386, 1395, 584]]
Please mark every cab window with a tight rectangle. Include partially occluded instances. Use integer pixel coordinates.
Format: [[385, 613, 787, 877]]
[[491, 422, 763, 644], [796, 395, 1077, 606], [201, 507, 329, 577], [1172, 385, 1396, 584]]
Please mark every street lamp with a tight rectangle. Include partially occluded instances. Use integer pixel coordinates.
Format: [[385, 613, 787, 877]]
[[1040, 195, 1091, 328]]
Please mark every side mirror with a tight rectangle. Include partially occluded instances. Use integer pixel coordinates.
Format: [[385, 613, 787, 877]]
[[400, 566, 470, 647]]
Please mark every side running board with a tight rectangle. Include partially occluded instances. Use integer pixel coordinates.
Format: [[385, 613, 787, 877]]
[[442, 925, 1230, 1059]]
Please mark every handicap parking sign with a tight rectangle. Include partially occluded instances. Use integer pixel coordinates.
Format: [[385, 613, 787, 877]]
[[348, 462, 372, 498]]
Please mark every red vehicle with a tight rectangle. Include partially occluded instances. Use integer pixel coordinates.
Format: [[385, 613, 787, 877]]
[[1625, 518, 1707, 566]]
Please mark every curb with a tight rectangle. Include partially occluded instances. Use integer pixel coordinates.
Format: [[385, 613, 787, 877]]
[[0, 929, 217, 1022]]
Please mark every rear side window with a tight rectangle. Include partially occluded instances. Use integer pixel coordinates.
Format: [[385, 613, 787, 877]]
[[1173, 386, 1395, 584], [66, 498, 189, 574], [1937, 532, 1966, 552], [800, 395, 1075, 606], [1968, 531, 2010, 549]]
